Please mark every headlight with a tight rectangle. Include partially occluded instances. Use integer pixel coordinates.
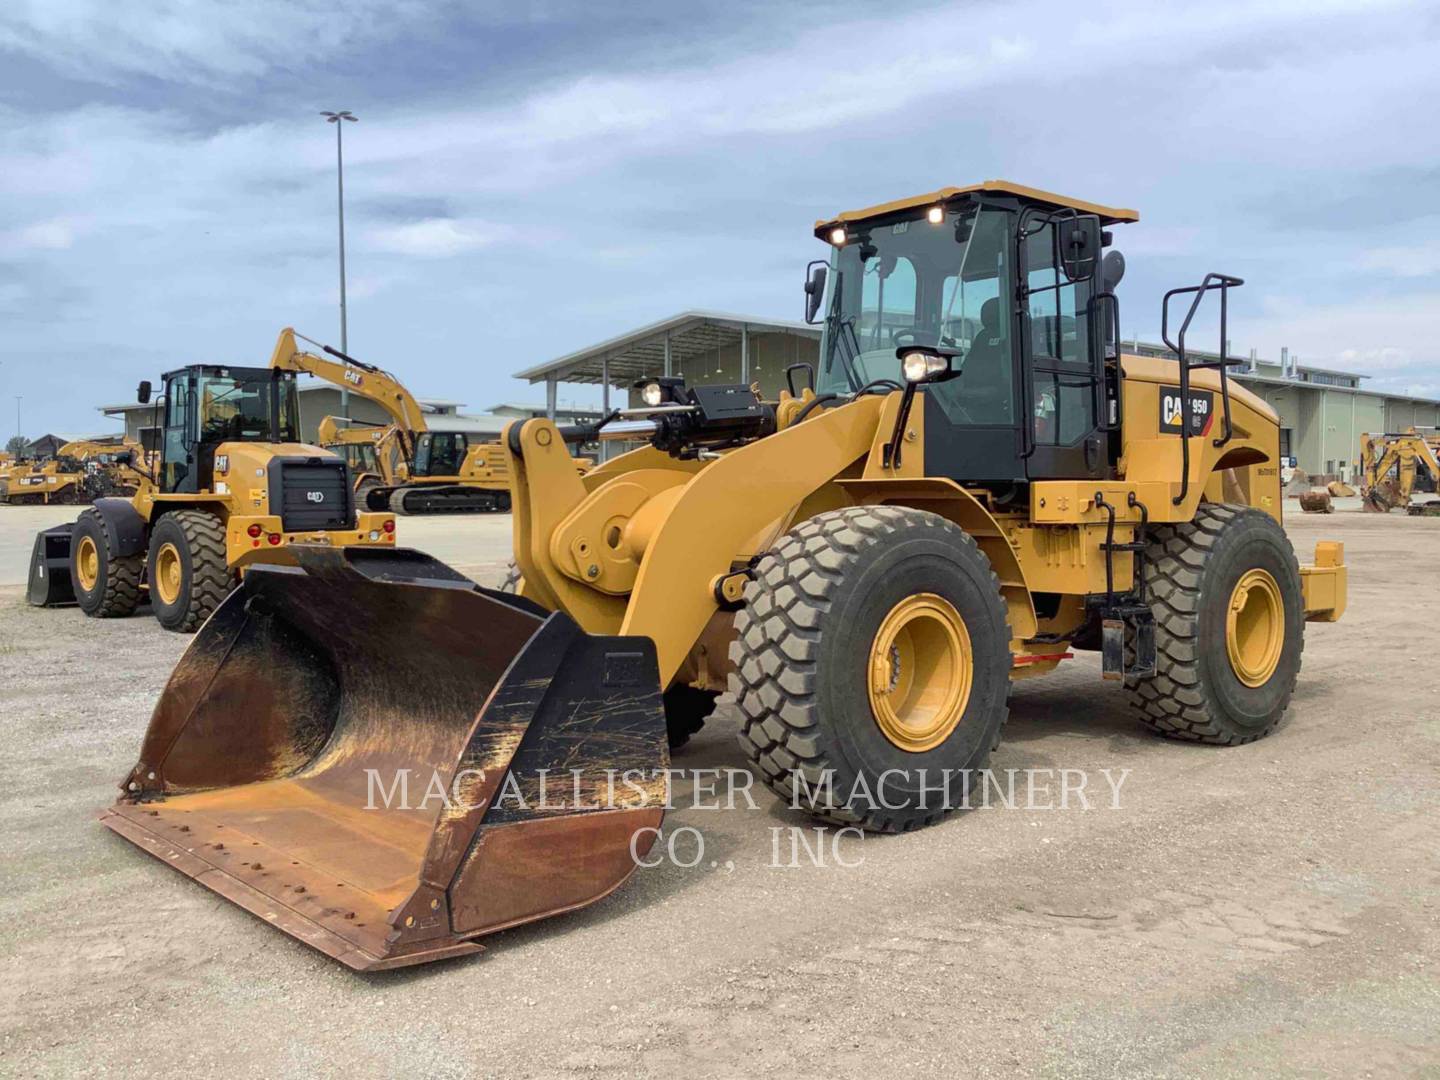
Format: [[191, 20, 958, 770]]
[[901, 350, 948, 383], [641, 382, 664, 407]]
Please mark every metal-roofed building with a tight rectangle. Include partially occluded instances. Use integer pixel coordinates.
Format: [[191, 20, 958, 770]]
[[512, 311, 821, 416]]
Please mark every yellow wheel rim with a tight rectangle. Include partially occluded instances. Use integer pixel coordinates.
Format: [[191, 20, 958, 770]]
[[154, 542, 183, 606], [1226, 568, 1285, 687], [76, 535, 99, 592], [867, 593, 973, 753]]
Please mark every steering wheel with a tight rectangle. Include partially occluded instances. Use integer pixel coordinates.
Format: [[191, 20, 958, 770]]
[[890, 328, 939, 349]]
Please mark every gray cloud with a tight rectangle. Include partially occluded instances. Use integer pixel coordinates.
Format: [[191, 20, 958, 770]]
[[1, 0, 1438, 435]]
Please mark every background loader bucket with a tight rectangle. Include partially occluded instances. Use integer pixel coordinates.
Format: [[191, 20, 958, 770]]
[[27, 524, 75, 607], [99, 547, 669, 971]]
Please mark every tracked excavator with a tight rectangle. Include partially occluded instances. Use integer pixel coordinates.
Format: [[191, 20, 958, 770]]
[[272, 330, 516, 514], [100, 182, 1347, 970]]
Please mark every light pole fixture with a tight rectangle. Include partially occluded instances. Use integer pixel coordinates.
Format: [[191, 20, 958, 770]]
[[321, 110, 358, 415]]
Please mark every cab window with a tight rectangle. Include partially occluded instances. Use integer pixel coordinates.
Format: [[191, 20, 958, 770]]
[[1024, 220, 1097, 447]]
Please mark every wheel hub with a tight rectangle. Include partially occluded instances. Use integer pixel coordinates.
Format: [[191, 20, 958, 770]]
[[867, 593, 973, 753], [1225, 568, 1284, 687], [76, 535, 99, 592], [154, 542, 183, 606]]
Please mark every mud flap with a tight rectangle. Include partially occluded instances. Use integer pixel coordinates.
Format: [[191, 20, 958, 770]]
[[27, 524, 75, 607], [98, 546, 669, 971]]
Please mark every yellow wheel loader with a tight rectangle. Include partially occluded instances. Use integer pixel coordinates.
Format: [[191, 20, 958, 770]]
[[100, 182, 1347, 970], [28, 362, 395, 631]]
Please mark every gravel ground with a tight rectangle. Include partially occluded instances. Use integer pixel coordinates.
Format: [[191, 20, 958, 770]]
[[0, 502, 1436, 1078]]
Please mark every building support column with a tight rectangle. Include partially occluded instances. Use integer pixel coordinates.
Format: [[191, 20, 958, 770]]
[[546, 374, 557, 420], [663, 331, 672, 377], [740, 323, 750, 384], [600, 355, 611, 462]]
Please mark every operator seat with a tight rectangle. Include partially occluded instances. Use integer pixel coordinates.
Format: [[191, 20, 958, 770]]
[[960, 298, 1012, 422]]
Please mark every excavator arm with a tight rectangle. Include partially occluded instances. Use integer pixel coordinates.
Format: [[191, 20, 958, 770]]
[[267, 327, 429, 446]]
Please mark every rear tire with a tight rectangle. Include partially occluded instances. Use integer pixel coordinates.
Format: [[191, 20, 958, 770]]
[[70, 508, 142, 618], [1127, 503, 1303, 745], [731, 506, 1012, 833], [146, 510, 232, 633]]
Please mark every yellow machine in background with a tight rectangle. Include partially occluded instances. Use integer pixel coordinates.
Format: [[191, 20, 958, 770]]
[[1360, 429, 1440, 513], [101, 182, 1347, 970], [1, 438, 144, 504], [272, 329, 522, 514], [28, 360, 394, 631]]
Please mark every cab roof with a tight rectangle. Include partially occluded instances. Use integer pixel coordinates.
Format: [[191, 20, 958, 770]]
[[815, 180, 1140, 237]]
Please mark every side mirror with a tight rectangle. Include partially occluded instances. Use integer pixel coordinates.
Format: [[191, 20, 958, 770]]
[[1060, 215, 1103, 282], [803, 261, 828, 324], [137, 380, 152, 404]]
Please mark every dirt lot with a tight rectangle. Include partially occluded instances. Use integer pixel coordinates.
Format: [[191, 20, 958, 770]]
[[1, 502, 1436, 1078]]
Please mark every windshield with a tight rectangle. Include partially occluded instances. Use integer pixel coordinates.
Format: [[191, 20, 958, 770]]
[[331, 443, 379, 473], [817, 205, 1010, 399], [197, 371, 300, 443]]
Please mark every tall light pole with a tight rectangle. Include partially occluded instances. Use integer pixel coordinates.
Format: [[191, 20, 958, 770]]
[[14, 396, 20, 441], [321, 110, 357, 415]]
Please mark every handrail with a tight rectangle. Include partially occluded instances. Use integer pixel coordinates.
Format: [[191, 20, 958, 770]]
[[1160, 273, 1244, 506]]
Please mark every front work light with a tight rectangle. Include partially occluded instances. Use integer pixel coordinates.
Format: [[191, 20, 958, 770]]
[[829, 227, 847, 246], [901, 350, 949, 383], [641, 381, 664, 407]]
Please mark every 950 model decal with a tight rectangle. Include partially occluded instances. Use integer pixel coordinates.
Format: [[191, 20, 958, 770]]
[[1159, 387, 1215, 436]]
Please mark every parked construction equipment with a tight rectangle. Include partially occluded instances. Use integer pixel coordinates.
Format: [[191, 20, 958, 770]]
[[1359, 429, 1440, 512], [272, 330, 515, 514], [28, 361, 395, 630], [2, 438, 143, 505], [101, 182, 1347, 970]]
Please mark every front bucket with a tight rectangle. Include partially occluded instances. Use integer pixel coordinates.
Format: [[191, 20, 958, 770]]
[[99, 546, 669, 971]]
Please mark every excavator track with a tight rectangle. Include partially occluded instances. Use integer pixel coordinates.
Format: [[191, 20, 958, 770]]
[[377, 484, 511, 515]]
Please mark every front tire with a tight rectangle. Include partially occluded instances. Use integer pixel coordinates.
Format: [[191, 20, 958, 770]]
[[70, 508, 142, 618], [731, 506, 1012, 833], [146, 510, 232, 633], [1128, 503, 1304, 744]]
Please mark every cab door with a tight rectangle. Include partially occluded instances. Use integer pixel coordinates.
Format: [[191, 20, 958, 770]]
[[161, 373, 197, 493], [1019, 214, 1109, 480]]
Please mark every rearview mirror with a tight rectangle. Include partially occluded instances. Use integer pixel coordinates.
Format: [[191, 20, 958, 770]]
[[1060, 215, 1102, 282], [803, 261, 828, 324], [136, 379, 152, 404]]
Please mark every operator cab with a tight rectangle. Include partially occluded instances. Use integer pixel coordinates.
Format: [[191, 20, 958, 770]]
[[809, 180, 1136, 494], [412, 431, 470, 478], [141, 365, 302, 493], [329, 441, 381, 476]]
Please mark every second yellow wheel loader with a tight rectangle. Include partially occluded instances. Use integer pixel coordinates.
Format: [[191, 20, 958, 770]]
[[100, 181, 1347, 970], [28, 361, 395, 631]]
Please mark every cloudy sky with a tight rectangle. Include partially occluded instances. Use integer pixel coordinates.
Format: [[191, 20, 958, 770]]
[[2, 0, 1438, 437]]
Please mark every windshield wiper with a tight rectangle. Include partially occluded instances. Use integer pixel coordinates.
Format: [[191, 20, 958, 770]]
[[820, 271, 863, 393]]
